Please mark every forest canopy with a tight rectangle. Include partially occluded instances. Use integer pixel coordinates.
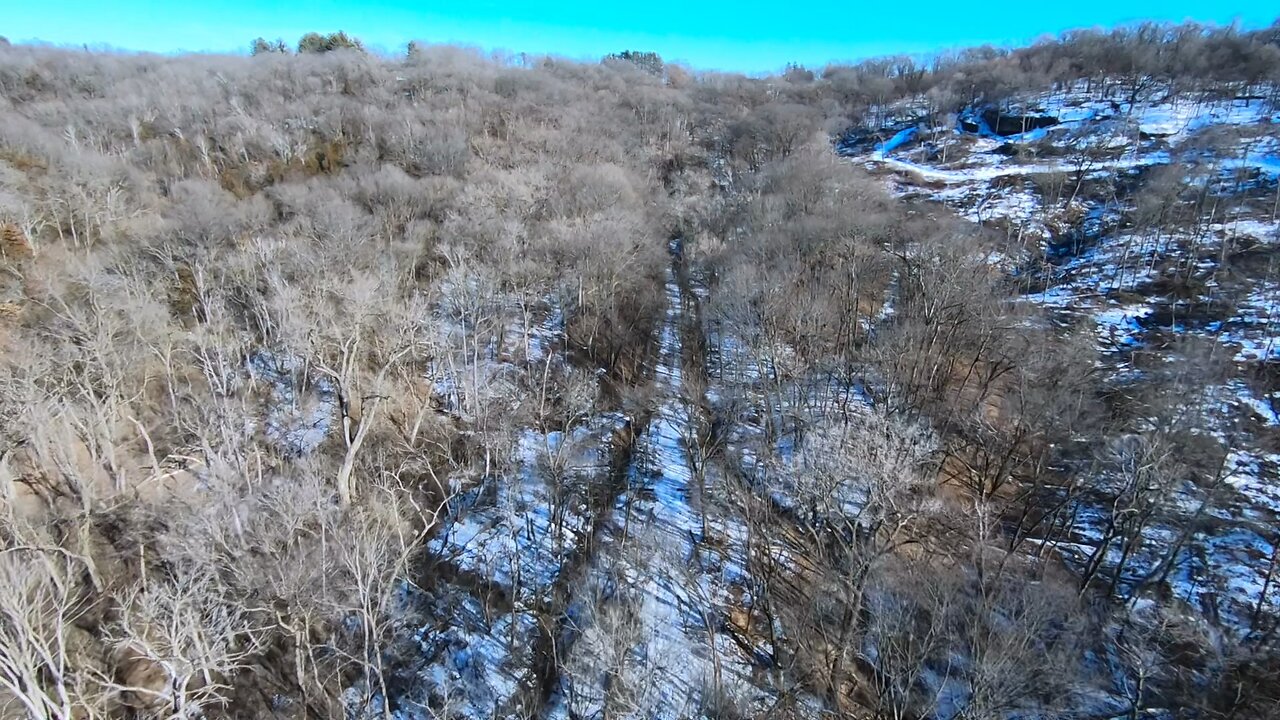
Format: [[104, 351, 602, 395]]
[[0, 18, 1278, 719]]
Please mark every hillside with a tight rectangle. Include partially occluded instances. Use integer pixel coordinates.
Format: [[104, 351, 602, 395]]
[[846, 79, 1280, 634], [1, 23, 1279, 720]]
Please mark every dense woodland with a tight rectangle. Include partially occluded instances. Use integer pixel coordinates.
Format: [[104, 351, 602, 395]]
[[0, 20, 1279, 719]]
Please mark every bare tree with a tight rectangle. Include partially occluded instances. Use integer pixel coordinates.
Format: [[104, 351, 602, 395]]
[[0, 549, 95, 719], [792, 407, 938, 706]]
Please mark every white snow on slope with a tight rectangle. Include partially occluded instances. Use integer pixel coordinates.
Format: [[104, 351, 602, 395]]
[[246, 350, 337, 455], [546, 249, 764, 720], [859, 86, 1280, 642], [872, 152, 1168, 183]]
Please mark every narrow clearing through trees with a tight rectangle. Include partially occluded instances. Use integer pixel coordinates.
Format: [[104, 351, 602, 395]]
[[392, 241, 764, 719], [541, 239, 759, 719]]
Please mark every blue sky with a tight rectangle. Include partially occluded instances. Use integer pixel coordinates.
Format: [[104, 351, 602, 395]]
[[6, 1, 1277, 73]]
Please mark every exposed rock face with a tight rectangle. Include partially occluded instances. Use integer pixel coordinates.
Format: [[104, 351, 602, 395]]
[[984, 108, 1059, 135], [959, 107, 1060, 136], [836, 127, 878, 154]]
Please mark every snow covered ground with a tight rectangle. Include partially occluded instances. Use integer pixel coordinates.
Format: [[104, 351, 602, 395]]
[[847, 85, 1280, 641], [545, 243, 767, 719], [876, 152, 1168, 183], [359, 243, 784, 719], [245, 349, 338, 455], [340, 85, 1280, 719]]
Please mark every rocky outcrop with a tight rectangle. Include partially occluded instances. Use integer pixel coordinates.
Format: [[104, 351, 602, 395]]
[[984, 108, 1059, 135], [960, 107, 1059, 136]]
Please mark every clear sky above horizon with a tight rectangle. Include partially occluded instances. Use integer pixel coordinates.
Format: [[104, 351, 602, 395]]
[[6, 1, 1278, 73]]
